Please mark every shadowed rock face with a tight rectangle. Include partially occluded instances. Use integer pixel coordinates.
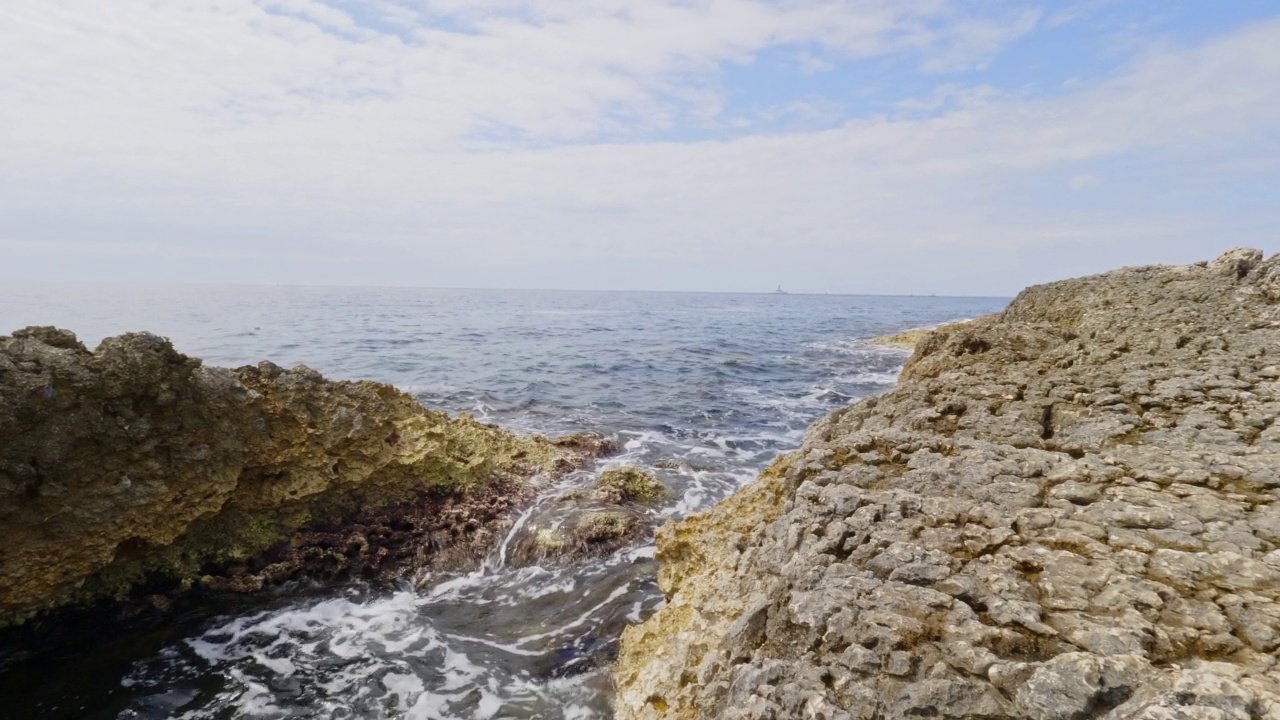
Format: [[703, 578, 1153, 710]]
[[0, 327, 581, 627], [614, 249, 1280, 720]]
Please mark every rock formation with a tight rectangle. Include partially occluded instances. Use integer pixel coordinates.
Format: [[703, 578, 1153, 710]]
[[504, 466, 672, 568], [597, 466, 674, 505], [0, 327, 587, 627], [614, 249, 1280, 720], [869, 328, 935, 351], [871, 322, 975, 353]]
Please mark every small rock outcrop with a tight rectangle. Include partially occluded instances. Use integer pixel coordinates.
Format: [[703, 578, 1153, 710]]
[[869, 328, 934, 351], [504, 466, 671, 567], [0, 328, 584, 627], [871, 321, 976, 352], [597, 466, 673, 505], [614, 249, 1280, 720]]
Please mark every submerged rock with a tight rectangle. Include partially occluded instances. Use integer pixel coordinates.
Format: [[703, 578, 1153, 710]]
[[0, 329, 588, 627], [614, 249, 1280, 720], [505, 503, 652, 568], [504, 467, 670, 568]]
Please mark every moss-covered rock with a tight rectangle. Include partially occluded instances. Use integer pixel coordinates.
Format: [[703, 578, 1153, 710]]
[[597, 466, 672, 505], [572, 510, 642, 543]]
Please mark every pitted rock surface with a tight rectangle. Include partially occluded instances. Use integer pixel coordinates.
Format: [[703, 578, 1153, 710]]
[[614, 249, 1280, 720], [0, 328, 581, 626]]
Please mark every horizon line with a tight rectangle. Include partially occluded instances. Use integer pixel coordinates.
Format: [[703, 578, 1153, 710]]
[[0, 275, 1014, 300]]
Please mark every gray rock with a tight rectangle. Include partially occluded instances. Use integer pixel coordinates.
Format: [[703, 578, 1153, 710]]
[[614, 250, 1280, 720]]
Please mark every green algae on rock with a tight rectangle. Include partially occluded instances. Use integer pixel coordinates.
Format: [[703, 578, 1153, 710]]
[[0, 327, 585, 627], [597, 466, 673, 505], [614, 249, 1280, 720], [503, 481, 664, 568], [497, 465, 671, 568]]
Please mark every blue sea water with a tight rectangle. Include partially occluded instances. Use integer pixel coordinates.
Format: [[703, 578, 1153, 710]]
[[0, 283, 1007, 719]]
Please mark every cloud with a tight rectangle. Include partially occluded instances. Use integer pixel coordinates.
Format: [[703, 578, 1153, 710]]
[[916, 7, 1044, 73], [0, 2, 1278, 293], [1069, 173, 1098, 190], [0, 1, 1057, 148]]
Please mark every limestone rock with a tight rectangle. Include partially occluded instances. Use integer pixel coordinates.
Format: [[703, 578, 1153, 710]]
[[613, 249, 1280, 720], [0, 329, 583, 626], [503, 467, 669, 567], [597, 466, 673, 505]]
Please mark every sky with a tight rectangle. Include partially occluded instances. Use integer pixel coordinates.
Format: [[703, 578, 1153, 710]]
[[1, 1, 1278, 295]]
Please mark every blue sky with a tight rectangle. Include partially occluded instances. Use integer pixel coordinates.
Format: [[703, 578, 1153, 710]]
[[715, 2, 1277, 135], [1, 1, 1278, 294]]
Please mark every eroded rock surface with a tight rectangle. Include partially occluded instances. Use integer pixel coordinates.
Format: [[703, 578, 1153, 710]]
[[615, 249, 1280, 720], [0, 328, 583, 627]]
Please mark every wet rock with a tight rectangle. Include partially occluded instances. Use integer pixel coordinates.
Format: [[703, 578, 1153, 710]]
[[505, 507, 650, 568], [504, 487, 655, 568], [572, 510, 644, 545], [614, 249, 1280, 720], [502, 466, 670, 567], [548, 433, 619, 472], [596, 466, 673, 505], [0, 329, 582, 626], [550, 432, 618, 457]]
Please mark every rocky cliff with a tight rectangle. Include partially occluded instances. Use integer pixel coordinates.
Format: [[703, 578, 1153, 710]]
[[614, 249, 1280, 720], [0, 327, 585, 627]]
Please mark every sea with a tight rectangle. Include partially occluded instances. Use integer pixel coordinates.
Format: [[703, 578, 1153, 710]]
[[0, 283, 1008, 719]]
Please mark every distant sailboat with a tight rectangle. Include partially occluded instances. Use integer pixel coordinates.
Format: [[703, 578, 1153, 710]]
[[775, 285, 788, 294]]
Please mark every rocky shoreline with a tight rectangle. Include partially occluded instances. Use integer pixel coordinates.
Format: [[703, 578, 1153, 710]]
[[5, 250, 1279, 719], [613, 249, 1280, 720], [0, 327, 613, 628]]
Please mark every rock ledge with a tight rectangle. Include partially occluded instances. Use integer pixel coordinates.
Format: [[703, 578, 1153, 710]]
[[0, 328, 585, 627], [614, 249, 1280, 720]]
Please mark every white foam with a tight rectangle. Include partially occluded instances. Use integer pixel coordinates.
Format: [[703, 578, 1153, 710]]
[[382, 672, 425, 711], [444, 632, 545, 658], [515, 584, 631, 645]]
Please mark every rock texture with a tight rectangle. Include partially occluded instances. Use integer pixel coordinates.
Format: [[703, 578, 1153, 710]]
[[869, 328, 935, 351], [0, 327, 583, 627], [872, 322, 976, 353], [614, 249, 1280, 720], [597, 466, 674, 505], [504, 466, 672, 568]]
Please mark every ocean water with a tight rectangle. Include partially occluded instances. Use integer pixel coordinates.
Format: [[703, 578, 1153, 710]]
[[0, 283, 1007, 719]]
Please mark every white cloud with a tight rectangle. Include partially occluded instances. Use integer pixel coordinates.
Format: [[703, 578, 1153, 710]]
[[916, 8, 1044, 73], [0, 3, 1277, 293], [1069, 173, 1098, 190], [796, 51, 836, 74], [0, 1, 1050, 148]]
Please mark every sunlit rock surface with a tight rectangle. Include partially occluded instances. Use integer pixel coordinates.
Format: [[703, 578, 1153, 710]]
[[614, 249, 1280, 720], [0, 328, 582, 627]]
